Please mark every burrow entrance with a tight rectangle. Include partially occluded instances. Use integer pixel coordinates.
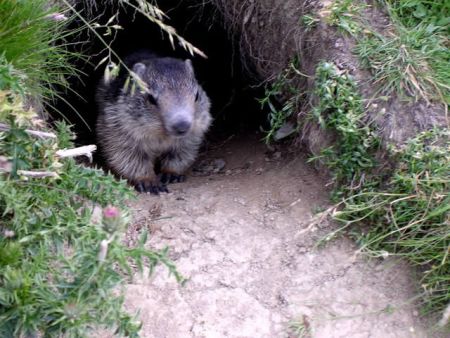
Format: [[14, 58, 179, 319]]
[[45, 4, 438, 335], [51, 1, 272, 150]]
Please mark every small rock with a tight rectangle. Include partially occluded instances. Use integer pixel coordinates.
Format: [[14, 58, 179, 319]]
[[296, 246, 308, 254], [0, 156, 12, 173], [274, 121, 296, 141], [213, 158, 226, 172]]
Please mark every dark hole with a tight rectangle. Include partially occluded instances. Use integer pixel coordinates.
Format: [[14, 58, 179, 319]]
[[49, 1, 269, 147]]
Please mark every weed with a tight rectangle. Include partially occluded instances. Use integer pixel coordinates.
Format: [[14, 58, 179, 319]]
[[333, 129, 449, 314], [0, 0, 81, 103], [0, 85, 182, 336], [0, 2, 185, 335], [259, 58, 304, 144], [309, 62, 379, 193], [0, 57, 25, 95], [288, 316, 311, 338], [356, 22, 449, 103], [326, 0, 365, 37]]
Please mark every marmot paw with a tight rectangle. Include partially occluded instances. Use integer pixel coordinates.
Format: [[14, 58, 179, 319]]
[[134, 179, 169, 194], [160, 173, 186, 184]]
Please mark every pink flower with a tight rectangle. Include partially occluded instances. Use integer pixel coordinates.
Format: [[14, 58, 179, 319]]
[[102, 205, 124, 233], [4, 230, 15, 238], [103, 205, 120, 219]]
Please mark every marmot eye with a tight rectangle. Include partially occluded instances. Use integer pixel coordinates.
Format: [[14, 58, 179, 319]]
[[147, 93, 157, 105], [195, 91, 199, 102]]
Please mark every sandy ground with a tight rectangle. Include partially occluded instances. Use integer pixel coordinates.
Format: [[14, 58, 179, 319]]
[[111, 133, 434, 338]]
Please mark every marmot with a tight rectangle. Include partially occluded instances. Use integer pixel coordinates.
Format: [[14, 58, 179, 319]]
[[96, 51, 212, 193]]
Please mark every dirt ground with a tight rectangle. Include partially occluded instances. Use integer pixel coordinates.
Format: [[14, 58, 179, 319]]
[[113, 132, 434, 338]]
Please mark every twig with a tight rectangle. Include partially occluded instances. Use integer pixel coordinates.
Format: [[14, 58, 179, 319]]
[[0, 123, 57, 139], [17, 170, 58, 178], [287, 197, 302, 208], [298, 205, 337, 236], [56, 145, 97, 162]]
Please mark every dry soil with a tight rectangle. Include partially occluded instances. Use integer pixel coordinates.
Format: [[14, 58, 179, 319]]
[[112, 132, 434, 338]]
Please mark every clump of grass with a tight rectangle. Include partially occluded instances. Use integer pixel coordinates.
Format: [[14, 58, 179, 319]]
[[288, 316, 311, 337], [386, 0, 450, 31], [259, 58, 305, 143], [0, 2, 185, 335], [309, 62, 379, 194], [382, 0, 450, 103], [0, 0, 80, 103], [333, 129, 449, 314], [324, 0, 449, 104], [309, 60, 449, 319], [301, 14, 320, 31], [326, 0, 365, 37], [356, 22, 449, 103], [0, 79, 182, 336]]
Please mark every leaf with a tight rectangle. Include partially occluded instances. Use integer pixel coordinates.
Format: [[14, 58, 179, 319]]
[[412, 4, 427, 18], [138, 230, 148, 247]]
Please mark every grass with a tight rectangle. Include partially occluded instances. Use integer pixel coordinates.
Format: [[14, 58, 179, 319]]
[[333, 129, 449, 314], [0, 0, 81, 103], [325, 0, 365, 37], [385, 0, 450, 30], [326, 0, 450, 104], [0, 1, 187, 336], [0, 81, 183, 336], [288, 316, 311, 338], [308, 60, 449, 321], [259, 58, 305, 143], [383, 0, 450, 103], [63, 0, 206, 76], [308, 62, 379, 194], [356, 15, 449, 103]]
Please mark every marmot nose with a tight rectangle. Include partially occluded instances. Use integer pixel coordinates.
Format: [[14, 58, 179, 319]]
[[172, 120, 191, 135]]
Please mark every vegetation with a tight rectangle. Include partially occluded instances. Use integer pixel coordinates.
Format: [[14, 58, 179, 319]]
[[327, 0, 449, 104], [308, 0, 450, 320], [384, 0, 449, 103], [288, 316, 311, 338], [261, 56, 448, 320], [327, 128, 449, 313], [356, 16, 449, 103], [307, 59, 448, 322], [386, 0, 450, 30], [309, 62, 378, 195], [259, 58, 304, 143], [0, 0, 80, 103], [0, 1, 182, 336]]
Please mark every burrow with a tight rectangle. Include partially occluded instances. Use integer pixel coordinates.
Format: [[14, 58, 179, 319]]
[[50, 0, 274, 157]]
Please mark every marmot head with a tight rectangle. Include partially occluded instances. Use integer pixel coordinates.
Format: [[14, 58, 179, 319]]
[[131, 57, 203, 137]]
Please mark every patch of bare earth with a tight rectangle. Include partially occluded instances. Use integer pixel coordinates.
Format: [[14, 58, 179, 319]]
[[110, 133, 432, 337]]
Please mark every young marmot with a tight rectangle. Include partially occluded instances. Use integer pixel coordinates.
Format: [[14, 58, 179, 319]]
[[96, 52, 212, 193]]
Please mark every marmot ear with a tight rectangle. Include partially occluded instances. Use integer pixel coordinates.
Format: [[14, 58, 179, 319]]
[[132, 62, 146, 77], [185, 59, 194, 73]]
